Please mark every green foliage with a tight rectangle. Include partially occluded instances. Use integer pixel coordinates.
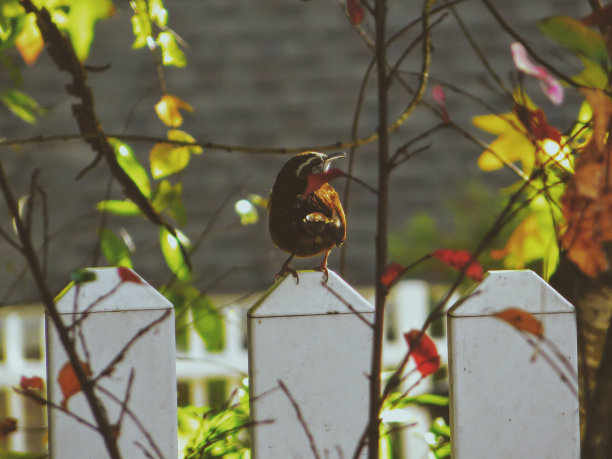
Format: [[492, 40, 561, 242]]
[[160, 227, 192, 282], [0, 88, 44, 123], [538, 16, 610, 70], [98, 228, 133, 268], [164, 284, 225, 352], [110, 138, 152, 198], [65, 0, 114, 61], [389, 179, 513, 282], [179, 382, 250, 458]]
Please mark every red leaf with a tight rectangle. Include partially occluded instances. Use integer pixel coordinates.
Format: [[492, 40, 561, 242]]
[[513, 105, 561, 143], [302, 168, 344, 197], [404, 330, 440, 377], [432, 85, 450, 123], [347, 0, 364, 25], [381, 262, 405, 288], [117, 266, 143, 284], [20, 375, 44, 391], [494, 307, 544, 338], [58, 361, 92, 409], [432, 249, 484, 281]]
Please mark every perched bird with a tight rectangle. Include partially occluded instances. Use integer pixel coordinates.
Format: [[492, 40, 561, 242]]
[[268, 151, 347, 282]]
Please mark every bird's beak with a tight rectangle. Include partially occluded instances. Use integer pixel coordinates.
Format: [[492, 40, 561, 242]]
[[323, 151, 346, 170]]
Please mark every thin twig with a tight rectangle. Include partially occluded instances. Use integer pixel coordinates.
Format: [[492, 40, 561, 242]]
[[321, 281, 374, 329], [94, 309, 172, 383], [277, 379, 322, 459]]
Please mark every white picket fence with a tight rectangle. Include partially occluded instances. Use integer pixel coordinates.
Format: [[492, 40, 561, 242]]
[[0, 267, 579, 458]]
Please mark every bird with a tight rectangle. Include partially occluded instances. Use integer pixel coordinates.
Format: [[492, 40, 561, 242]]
[[268, 151, 347, 283]]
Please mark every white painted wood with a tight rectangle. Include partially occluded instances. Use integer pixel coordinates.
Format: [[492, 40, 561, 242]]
[[447, 270, 580, 459], [248, 270, 374, 459], [46, 267, 177, 459]]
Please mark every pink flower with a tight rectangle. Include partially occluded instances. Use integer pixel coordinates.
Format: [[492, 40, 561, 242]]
[[511, 42, 563, 106]]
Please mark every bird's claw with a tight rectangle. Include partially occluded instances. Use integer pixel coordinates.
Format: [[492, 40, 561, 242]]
[[275, 266, 300, 284], [313, 264, 329, 283]]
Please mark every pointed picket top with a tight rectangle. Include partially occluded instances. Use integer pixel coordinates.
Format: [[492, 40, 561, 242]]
[[55, 267, 172, 314], [249, 269, 374, 317], [449, 270, 574, 317]]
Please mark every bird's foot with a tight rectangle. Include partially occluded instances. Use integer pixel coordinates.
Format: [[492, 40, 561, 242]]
[[275, 265, 299, 284], [313, 264, 329, 283]]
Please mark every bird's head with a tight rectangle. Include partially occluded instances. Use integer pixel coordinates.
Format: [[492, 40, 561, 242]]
[[281, 151, 346, 181]]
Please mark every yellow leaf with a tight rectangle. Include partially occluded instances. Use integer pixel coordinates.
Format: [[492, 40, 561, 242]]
[[150, 142, 191, 178], [15, 13, 43, 65], [154, 95, 193, 127], [473, 112, 536, 173]]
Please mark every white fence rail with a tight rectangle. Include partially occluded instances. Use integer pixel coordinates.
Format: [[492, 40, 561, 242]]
[[0, 268, 579, 458]]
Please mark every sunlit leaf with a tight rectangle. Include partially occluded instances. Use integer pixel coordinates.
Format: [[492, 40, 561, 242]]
[[66, 0, 115, 61], [472, 112, 535, 173], [99, 228, 133, 268], [58, 360, 92, 409], [130, 0, 151, 49], [155, 95, 193, 127], [150, 142, 191, 178], [15, 12, 43, 65], [109, 138, 151, 198], [160, 226, 191, 281], [386, 392, 448, 409], [0, 88, 45, 123], [247, 193, 268, 208], [168, 129, 202, 154], [538, 16, 610, 69], [191, 294, 225, 352], [157, 31, 186, 67], [234, 198, 259, 225], [494, 307, 544, 338], [149, 0, 168, 27], [404, 330, 441, 378], [96, 199, 142, 216], [571, 56, 608, 89]]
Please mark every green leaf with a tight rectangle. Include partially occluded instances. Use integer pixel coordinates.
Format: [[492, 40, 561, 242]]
[[157, 31, 186, 67], [191, 294, 225, 352], [168, 129, 202, 154], [70, 268, 97, 285], [66, 0, 114, 61], [150, 142, 191, 178], [0, 14, 25, 53], [433, 443, 451, 458], [152, 180, 187, 225], [538, 16, 610, 69], [0, 452, 49, 459], [234, 198, 259, 225], [98, 228, 133, 268], [149, 0, 168, 27], [0, 88, 45, 123], [96, 199, 142, 216], [109, 138, 152, 198], [160, 226, 191, 281], [571, 56, 608, 89], [130, 0, 151, 49], [392, 393, 449, 408], [430, 417, 451, 438]]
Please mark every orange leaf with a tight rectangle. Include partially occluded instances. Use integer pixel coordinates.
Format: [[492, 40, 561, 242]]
[[432, 249, 484, 281], [380, 262, 405, 288], [58, 361, 92, 409], [494, 307, 544, 338], [117, 266, 143, 284], [302, 168, 344, 197], [346, 0, 364, 25], [404, 330, 440, 377], [0, 417, 17, 441], [16, 13, 43, 65], [154, 94, 193, 127], [20, 375, 44, 391]]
